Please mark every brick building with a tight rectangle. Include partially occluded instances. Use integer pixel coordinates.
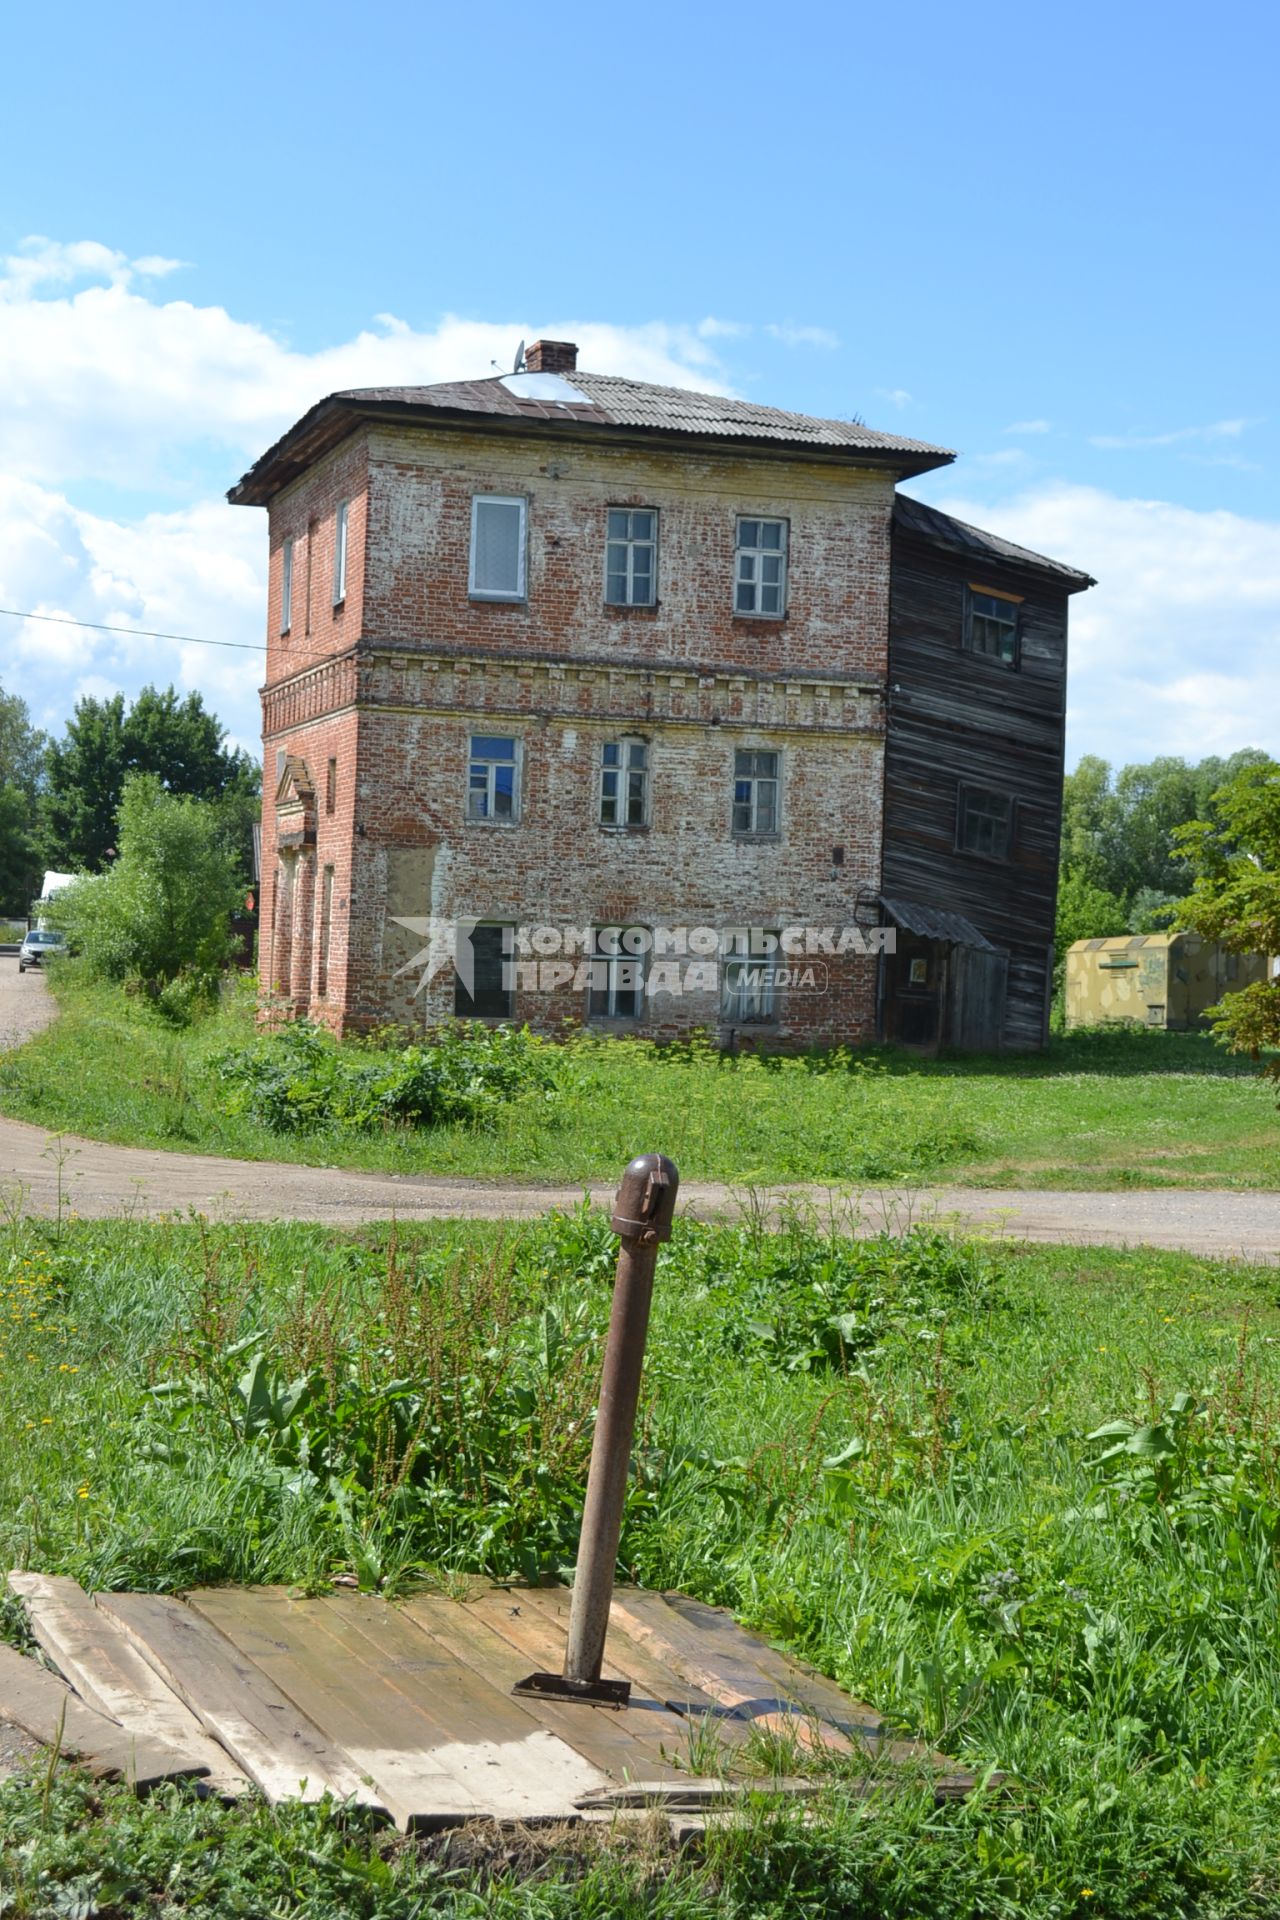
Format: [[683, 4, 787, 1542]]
[[231, 341, 1092, 1050]]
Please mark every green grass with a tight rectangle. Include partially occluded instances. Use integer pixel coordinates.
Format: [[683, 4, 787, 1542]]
[[4, 1204, 1280, 1914], [3, 966, 1278, 1190]]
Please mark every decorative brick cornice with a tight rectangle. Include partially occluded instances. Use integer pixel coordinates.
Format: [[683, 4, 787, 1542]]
[[262, 639, 884, 739]]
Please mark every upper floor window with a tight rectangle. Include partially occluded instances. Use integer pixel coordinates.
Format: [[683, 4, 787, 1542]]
[[467, 735, 519, 822], [281, 537, 294, 635], [957, 783, 1012, 859], [470, 495, 527, 601], [333, 502, 349, 606], [600, 738, 649, 827], [325, 756, 337, 816], [721, 930, 779, 1025], [605, 509, 657, 606], [588, 926, 647, 1020], [735, 517, 788, 616], [965, 585, 1021, 665], [733, 749, 780, 835]]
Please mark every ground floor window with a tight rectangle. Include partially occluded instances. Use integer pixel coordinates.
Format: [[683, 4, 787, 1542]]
[[721, 930, 779, 1023], [455, 922, 514, 1018], [588, 926, 647, 1019]]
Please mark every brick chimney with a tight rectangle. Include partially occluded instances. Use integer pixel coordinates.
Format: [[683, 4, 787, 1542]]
[[525, 339, 578, 375]]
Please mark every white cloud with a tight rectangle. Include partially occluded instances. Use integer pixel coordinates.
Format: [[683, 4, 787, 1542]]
[[0, 474, 265, 747], [930, 482, 1280, 765], [764, 322, 840, 350], [1089, 417, 1259, 450], [875, 387, 914, 410], [0, 238, 740, 491], [697, 316, 750, 339], [1004, 418, 1052, 435]]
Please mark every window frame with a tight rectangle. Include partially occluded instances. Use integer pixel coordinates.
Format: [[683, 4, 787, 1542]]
[[599, 736, 650, 829], [454, 921, 516, 1020], [587, 925, 648, 1022], [281, 536, 294, 635], [333, 501, 349, 607], [734, 516, 789, 619], [732, 747, 782, 837], [956, 782, 1014, 861], [604, 507, 658, 608], [469, 494, 528, 602], [325, 756, 337, 816], [964, 583, 1022, 668], [466, 734, 522, 825], [721, 930, 780, 1026]]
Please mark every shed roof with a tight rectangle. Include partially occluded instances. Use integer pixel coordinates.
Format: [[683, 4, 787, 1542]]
[[230, 370, 956, 506], [893, 493, 1095, 591], [879, 895, 998, 951]]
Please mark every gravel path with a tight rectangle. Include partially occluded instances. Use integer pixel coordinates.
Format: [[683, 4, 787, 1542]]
[[2, 964, 1278, 1260]]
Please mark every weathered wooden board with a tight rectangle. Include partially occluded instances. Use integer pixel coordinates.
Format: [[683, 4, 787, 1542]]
[[401, 1591, 699, 1792], [8, 1572, 246, 1797], [0, 1642, 208, 1790], [95, 1591, 380, 1809], [607, 1588, 851, 1751], [189, 1587, 606, 1829]]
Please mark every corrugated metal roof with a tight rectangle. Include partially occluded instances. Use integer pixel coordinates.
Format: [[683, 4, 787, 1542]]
[[879, 895, 998, 950], [893, 493, 1095, 590], [231, 372, 955, 505]]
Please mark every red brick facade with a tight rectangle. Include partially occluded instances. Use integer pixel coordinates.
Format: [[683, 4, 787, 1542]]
[[252, 367, 917, 1046]]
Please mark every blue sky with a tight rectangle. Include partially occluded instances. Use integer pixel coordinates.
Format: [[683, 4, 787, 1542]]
[[2, 0, 1277, 768]]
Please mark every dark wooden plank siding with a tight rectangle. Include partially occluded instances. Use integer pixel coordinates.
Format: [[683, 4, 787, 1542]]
[[884, 531, 1072, 1050]]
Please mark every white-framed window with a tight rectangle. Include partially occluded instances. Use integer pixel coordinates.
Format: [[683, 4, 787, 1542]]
[[281, 536, 294, 635], [455, 923, 515, 1019], [600, 738, 649, 827], [333, 501, 349, 605], [588, 926, 648, 1020], [735, 517, 788, 616], [721, 931, 779, 1024], [467, 735, 520, 822], [733, 749, 780, 835], [605, 508, 657, 606], [469, 495, 527, 601]]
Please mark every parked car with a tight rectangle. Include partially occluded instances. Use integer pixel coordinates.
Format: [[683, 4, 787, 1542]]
[[18, 929, 64, 972]]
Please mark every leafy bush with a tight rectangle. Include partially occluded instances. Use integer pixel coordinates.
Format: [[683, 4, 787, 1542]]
[[49, 773, 239, 1000], [212, 1017, 557, 1134]]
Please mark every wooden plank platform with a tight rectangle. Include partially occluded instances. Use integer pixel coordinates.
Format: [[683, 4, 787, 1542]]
[[0, 1642, 209, 1790], [8, 1572, 247, 1797], [4, 1575, 977, 1827]]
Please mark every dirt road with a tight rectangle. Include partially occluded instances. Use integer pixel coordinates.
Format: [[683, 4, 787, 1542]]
[[2, 966, 1278, 1259]]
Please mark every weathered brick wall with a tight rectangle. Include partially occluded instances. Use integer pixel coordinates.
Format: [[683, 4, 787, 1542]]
[[363, 425, 894, 681], [259, 417, 895, 1045], [263, 435, 371, 685]]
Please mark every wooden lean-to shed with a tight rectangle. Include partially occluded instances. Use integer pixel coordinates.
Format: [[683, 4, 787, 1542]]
[[1064, 931, 1270, 1031]]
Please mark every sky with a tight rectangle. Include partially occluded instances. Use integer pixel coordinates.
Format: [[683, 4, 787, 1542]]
[[1, 0, 1277, 772]]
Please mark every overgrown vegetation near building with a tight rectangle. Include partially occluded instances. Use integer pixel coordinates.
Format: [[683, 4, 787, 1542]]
[[3, 967, 1277, 1189], [3, 1209, 1280, 1916]]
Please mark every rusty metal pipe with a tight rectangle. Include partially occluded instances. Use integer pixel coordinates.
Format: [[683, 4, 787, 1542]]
[[515, 1153, 678, 1708], [564, 1153, 679, 1686]]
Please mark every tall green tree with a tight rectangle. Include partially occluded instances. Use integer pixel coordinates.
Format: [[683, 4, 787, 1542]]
[[1176, 760, 1280, 1093], [44, 686, 260, 874], [0, 681, 47, 915], [1058, 749, 1274, 944]]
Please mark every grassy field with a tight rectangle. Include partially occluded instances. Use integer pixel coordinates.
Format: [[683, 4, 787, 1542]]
[[2, 967, 1278, 1190], [4, 1202, 1280, 1915]]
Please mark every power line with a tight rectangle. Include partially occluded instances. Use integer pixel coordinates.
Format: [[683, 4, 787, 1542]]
[[0, 606, 266, 653]]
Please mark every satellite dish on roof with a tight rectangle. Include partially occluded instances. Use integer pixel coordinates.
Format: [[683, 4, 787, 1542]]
[[512, 339, 526, 373]]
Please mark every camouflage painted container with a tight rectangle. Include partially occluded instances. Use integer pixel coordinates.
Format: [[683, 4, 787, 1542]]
[[1064, 932, 1271, 1031]]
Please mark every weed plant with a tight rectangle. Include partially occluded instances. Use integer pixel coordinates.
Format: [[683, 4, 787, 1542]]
[[3, 1204, 1280, 1913]]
